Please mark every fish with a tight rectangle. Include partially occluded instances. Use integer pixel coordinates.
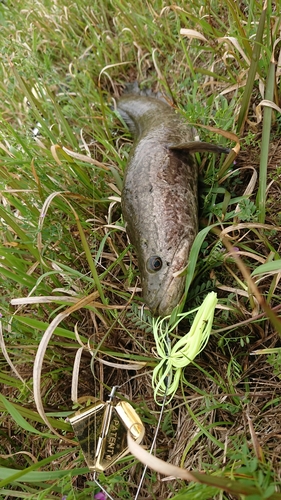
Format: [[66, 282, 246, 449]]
[[117, 90, 228, 316]]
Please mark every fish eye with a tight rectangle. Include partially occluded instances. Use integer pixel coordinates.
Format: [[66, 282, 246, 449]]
[[146, 255, 163, 273]]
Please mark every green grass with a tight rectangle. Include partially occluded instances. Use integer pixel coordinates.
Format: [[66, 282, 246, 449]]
[[1, 0, 281, 499]]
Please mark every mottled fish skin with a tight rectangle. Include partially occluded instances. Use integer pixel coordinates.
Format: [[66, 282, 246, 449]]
[[117, 94, 226, 316]]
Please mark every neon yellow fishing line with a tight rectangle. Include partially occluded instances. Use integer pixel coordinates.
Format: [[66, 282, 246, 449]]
[[152, 292, 218, 404]]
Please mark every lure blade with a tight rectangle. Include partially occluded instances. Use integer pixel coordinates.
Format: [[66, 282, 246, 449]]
[[69, 396, 145, 472]]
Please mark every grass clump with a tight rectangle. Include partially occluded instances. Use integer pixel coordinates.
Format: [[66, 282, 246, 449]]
[[0, 0, 281, 499]]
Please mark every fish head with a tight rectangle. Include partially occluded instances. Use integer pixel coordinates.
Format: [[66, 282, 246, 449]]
[[138, 237, 191, 317]]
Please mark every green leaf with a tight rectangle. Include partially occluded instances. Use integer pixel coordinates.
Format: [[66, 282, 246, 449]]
[[0, 394, 54, 437], [251, 260, 281, 276], [0, 458, 87, 486]]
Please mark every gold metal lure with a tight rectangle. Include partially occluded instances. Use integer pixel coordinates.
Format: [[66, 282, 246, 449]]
[[69, 387, 145, 472]]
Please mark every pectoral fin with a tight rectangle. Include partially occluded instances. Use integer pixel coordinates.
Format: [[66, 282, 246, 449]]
[[169, 141, 230, 154]]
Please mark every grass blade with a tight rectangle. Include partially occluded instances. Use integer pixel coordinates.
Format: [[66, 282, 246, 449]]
[[256, 56, 276, 223], [237, 1, 267, 134]]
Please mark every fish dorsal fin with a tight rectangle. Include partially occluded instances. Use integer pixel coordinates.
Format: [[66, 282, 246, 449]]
[[169, 141, 229, 154]]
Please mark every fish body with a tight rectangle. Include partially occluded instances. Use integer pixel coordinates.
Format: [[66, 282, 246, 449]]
[[117, 93, 227, 316]]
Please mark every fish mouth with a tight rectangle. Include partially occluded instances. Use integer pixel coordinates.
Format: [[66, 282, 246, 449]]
[[143, 271, 186, 317], [156, 281, 185, 316]]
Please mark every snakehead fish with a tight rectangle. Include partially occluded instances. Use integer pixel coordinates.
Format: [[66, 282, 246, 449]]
[[117, 91, 228, 316]]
